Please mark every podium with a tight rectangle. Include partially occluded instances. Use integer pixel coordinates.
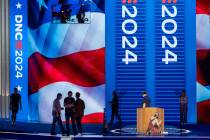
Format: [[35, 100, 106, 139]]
[[137, 107, 164, 134]]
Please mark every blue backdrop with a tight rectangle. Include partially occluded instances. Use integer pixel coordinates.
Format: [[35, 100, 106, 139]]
[[10, 0, 196, 123], [106, 0, 196, 123]]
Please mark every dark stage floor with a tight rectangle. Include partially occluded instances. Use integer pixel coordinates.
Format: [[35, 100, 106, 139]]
[[0, 120, 210, 140]]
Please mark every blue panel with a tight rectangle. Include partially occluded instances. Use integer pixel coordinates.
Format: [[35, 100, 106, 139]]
[[154, 0, 185, 122], [185, 0, 196, 123], [105, 0, 116, 121], [145, 0, 155, 107], [10, 0, 28, 120], [107, 0, 196, 123], [115, 0, 146, 122]]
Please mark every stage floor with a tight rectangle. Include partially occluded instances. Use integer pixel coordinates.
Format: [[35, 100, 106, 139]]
[[0, 120, 210, 139]]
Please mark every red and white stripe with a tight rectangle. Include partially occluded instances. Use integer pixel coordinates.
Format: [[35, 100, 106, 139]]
[[196, 0, 210, 123], [28, 12, 105, 123], [29, 82, 105, 123], [28, 48, 105, 94]]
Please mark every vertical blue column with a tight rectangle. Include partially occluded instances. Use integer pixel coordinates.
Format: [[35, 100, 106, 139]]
[[105, 0, 116, 121], [115, 0, 146, 122], [146, 0, 155, 107], [185, 0, 196, 123], [154, 0, 186, 122], [10, 0, 28, 121]]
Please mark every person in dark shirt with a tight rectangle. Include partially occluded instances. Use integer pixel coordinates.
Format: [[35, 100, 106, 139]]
[[142, 91, 151, 108], [180, 90, 188, 126], [109, 90, 121, 126], [77, 4, 86, 23], [64, 91, 77, 136], [51, 93, 65, 136], [75, 92, 85, 135], [10, 87, 21, 126]]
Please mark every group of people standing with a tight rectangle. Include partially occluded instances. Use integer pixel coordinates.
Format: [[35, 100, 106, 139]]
[[9, 87, 188, 136], [51, 91, 85, 136]]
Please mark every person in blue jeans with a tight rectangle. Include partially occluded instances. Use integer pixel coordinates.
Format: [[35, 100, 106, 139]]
[[51, 93, 65, 136]]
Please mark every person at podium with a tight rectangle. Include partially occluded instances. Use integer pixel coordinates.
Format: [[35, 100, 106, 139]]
[[141, 91, 151, 108]]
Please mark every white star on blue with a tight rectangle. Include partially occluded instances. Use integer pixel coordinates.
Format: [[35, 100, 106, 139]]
[[36, 0, 48, 10], [16, 2, 22, 9], [17, 85, 23, 92]]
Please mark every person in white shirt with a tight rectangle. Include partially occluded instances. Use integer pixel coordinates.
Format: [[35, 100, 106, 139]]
[[51, 93, 65, 135]]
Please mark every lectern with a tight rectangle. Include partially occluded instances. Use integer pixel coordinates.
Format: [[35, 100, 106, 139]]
[[137, 107, 164, 134]]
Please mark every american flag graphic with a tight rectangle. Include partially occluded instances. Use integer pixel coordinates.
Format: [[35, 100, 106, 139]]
[[28, 0, 105, 123], [196, 0, 210, 123]]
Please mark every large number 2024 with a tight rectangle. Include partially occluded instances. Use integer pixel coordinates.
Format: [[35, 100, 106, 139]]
[[15, 50, 23, 79], [121, 5, 138, 65], [162, 5, 178, 64]]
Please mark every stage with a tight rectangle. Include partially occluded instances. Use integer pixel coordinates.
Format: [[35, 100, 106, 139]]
[[0, 0, 209, 139], [0, 120, 210, 140]]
